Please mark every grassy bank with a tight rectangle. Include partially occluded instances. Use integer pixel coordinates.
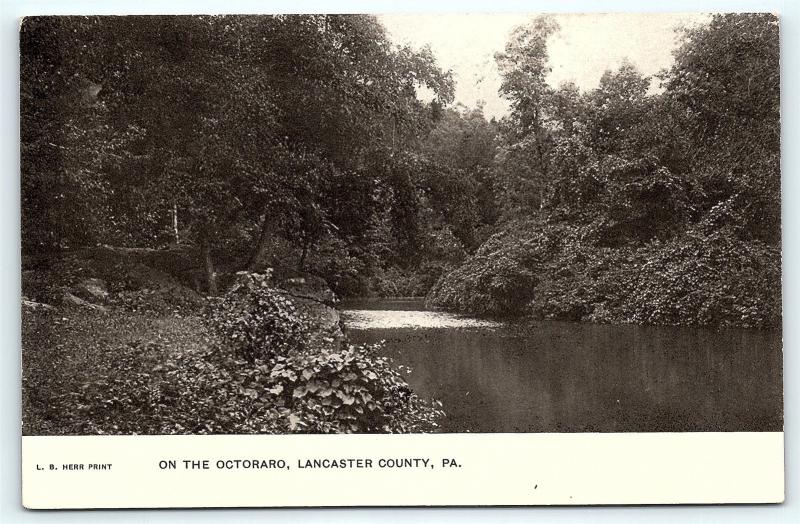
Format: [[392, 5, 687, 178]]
[[22, 308, 217, 435], [22, 267, 443, 435]]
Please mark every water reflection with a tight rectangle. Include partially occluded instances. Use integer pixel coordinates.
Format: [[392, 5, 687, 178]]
[[340, 299, 783, 433], [343, 309, 500, 330]]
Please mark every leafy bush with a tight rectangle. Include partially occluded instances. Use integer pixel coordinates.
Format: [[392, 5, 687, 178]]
[[200, 272, 443, 432], [426, 220, 557, 316], [204, 271, 309, 361], [268, 344, 443, 433], [369, 263, 447, 297], [430, 221, 781, 328], [604, 229, 781, 328]]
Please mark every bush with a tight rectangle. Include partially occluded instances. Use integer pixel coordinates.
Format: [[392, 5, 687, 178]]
[[268, 344, 443, 433], [602, 229, 782, 328], [193, 270, 445, 433], [204, 271, 309, 361], [425, 220, 556, 316], [429, 220, 781, 328]]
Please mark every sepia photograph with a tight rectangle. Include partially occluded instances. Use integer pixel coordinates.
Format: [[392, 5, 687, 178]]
[[20, 12, 781, 440]]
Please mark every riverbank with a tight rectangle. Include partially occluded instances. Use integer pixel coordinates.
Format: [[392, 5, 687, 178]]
[[22, 251, 443, 435], [426, 220, 782, 329]]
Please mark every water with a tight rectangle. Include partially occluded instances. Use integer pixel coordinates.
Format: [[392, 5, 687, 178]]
[[340, 298, 783, 433]]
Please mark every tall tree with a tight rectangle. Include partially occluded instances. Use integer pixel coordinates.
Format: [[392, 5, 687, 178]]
[[664, 13, 780, 244], [495, 15, 560, 213]]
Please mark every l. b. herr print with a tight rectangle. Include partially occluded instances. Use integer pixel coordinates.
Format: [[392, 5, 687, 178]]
[[21, 14, 781, 436]]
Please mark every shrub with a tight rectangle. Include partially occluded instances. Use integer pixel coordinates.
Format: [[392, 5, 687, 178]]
[[268, 344, 444, 433], [605, 229, 782, 328], [426, 220, 556, 316], [199, 270, 444, 433], [428, 213, 780, 328], [204, 271, 309, 361]]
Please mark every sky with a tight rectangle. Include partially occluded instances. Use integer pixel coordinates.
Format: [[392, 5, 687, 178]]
[[379, 13, 710, 119]]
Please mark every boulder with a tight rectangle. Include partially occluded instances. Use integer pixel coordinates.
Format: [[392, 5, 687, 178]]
[[290, 295, 345, 350], [22, 297, 56, 312], [74, 278, 109, 302], [279, 275, 338, 305], [62, 292, 108, 312], [124, 263, 179, 291]]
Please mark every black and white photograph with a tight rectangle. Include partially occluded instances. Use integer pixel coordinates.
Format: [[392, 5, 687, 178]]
[[20, 11, 781, 446]]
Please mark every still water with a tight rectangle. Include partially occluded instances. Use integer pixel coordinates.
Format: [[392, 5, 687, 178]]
[[341, 298, 783, 433]]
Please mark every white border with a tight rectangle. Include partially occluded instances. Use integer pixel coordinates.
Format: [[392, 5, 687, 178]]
[[21, 433, 784, 508], [2, 0, 796, 522]]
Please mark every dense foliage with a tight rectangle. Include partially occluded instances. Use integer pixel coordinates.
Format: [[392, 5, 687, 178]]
[[428, 13, 781, 328], [205, 272, 309, 361], [23, 280, 443, 435], [21, 15, 463, 296]]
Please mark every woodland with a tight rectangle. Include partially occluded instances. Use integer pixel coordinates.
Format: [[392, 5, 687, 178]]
[[21, 14, 781, 434]]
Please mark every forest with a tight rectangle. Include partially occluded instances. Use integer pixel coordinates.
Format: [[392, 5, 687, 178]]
[[21, 14, 781, 435]]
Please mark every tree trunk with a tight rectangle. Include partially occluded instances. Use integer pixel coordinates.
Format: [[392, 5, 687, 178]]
[[246, 214, 274, 272], [298, 239, 309, 272], [172, 203, 180, 244], [200, 237, 218, 296]]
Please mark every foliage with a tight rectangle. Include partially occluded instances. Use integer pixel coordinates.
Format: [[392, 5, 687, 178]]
[[426, 220, 551, 315], [665, 13, 780, 245], [266, 344, 444, 433], [21, 306, 293, 435], [204, 272, 309, 361], [368, 263, 447, 297], [430, 13, 781, 329], [20, 15, 455, 295], [494, 15, 561, 214], [21, 13, 782, 442], [428, 221, 780, 328], [21, 12, 781, 348], [23, 274, 444, 435]]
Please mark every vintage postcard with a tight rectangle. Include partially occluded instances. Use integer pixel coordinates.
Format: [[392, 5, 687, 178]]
[[20, 12, 783, 508]]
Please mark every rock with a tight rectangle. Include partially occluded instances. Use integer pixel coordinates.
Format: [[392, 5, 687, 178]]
[[22, 297, 56, 312], [279, 275, 338, 305], [125, 264, 179, 291], [74, 278, 109, 302], [62, 292, 108, 312], [290, 295, 345, 350]]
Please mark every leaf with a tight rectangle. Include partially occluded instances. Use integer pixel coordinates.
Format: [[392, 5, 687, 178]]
[[288, 414, 302, 431], [336, 391, 355, 405], [292, 386, 308, 398]]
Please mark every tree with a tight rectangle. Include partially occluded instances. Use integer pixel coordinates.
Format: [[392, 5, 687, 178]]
[[494, 15, 560, 213], [420, 104, 500, 242], [663, 13, 780, 244], [584, 60, 652, 155], [21, 15, 455, 294]]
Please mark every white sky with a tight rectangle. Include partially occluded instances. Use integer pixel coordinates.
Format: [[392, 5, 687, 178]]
[[379, 13, 710, 119]]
